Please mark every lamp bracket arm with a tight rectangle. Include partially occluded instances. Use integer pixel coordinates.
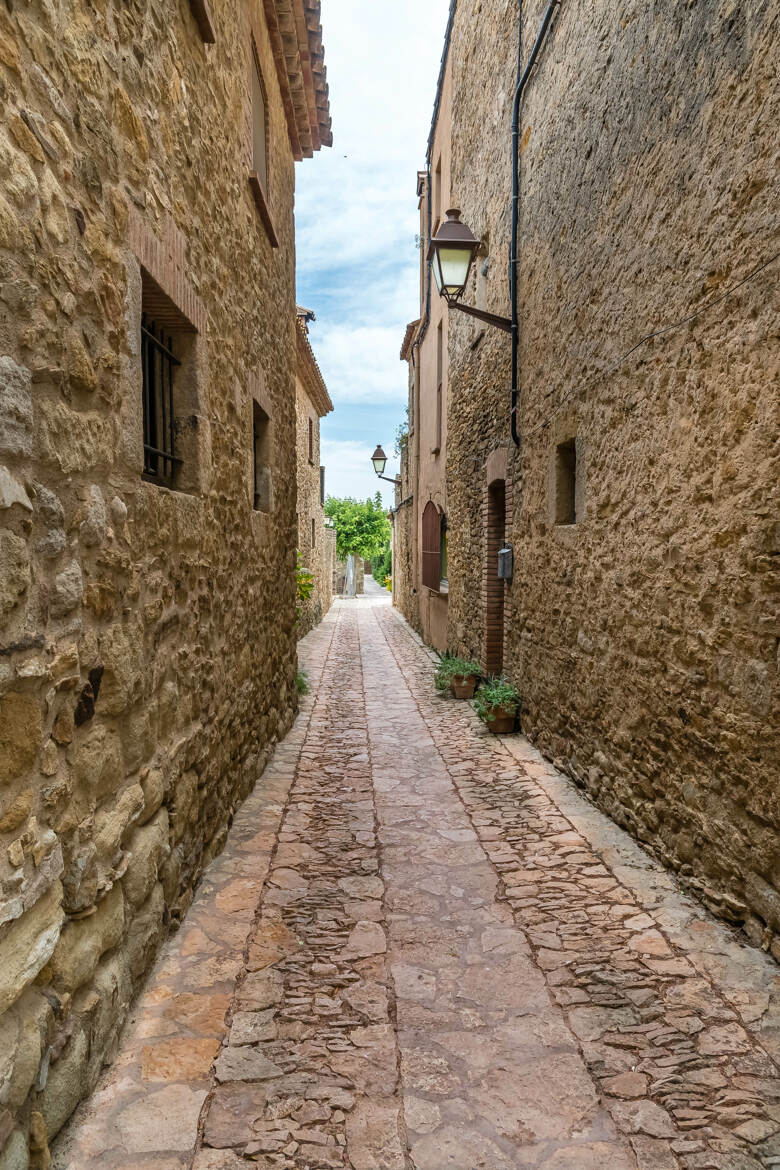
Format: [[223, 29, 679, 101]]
[[446, 299, 512, 333], [376, 474, 401, 484]]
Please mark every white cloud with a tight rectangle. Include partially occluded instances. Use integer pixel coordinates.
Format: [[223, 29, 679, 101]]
[[296, 0, 451, 488], [321, 438, 399, 510]]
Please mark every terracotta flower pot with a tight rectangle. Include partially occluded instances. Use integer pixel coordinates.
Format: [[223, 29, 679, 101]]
[[484, 703, 517, 734], [450, 673, 478, 699]]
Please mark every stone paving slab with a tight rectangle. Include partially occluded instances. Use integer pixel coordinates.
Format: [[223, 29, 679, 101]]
[[53, 594, 780, 1170]]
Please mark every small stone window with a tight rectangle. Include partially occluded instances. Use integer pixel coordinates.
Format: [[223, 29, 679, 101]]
[[189, 0, 216, 42], [140, 269, 201, 494], [248, 39, 278, 246], [252, 399, 272, 512], [308, 417, 314, 464], [555, 437, 577, 525], [320, 465, 325, 505], [311, 517, 316, 549]]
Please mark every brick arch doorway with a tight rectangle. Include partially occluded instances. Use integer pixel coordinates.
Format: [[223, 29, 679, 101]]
[[485, 477, 506, 676]]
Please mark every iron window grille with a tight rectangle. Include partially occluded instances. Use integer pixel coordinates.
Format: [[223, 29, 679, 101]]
[[142, 314, 181, 486]]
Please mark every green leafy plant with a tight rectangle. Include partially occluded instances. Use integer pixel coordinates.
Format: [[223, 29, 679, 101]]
[[434, 654, 481, 692], [295, 669, 309, 695], [296, 553, 315, 624], [324, 493, 391, 561], [474, 676, 520, 722], [371, 538, 392, 584]]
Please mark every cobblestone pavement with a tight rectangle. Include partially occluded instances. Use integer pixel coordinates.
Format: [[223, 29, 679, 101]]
[[55, 594, 780, 1170]]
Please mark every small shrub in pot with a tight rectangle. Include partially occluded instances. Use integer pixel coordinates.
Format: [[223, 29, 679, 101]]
[[474, 676, 520, 734], [434, 655, 481, 699]]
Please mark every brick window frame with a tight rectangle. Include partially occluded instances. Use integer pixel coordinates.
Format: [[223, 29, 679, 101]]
[[128, 210, 210, 496], [248, 368, 274, 525], [248, 32, 278, 248], [482, 448, 513, 676]]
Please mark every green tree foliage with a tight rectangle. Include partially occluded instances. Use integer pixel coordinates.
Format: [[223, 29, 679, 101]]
[[371, 539, 392, 583], [296, 552, 315, 624], [324, 493, 391, 561]]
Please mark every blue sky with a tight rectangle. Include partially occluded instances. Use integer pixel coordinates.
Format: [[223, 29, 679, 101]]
[[295, 0, 451, 508]]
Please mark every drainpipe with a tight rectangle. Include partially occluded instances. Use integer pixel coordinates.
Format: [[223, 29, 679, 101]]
[[510, 0, 559, 446]]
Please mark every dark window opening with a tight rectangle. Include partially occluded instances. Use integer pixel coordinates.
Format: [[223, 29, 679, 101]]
[[320, 465, 325, 505], [555, 438, 577, 525], [142, 316, 180, 487], [251, 43, 269, 192], [308, 417, 314, 463], [440, 514, 448, 586], [311, 517, 316, 549], [253, 399, 272, 512]]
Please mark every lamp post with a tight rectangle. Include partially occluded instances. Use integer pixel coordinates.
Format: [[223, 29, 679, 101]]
[[371, 444, 400, 485], [428, 210, 511, 333]]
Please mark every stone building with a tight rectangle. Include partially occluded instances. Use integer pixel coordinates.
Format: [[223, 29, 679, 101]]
[[0, 0, 331, 1159], [395, 22, 456, 653], [400, 0, 779, 951], [295, 307, 335, 636]]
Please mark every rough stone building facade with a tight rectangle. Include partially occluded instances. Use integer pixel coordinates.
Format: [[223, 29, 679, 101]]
[[0, 0, 330, 1160], [401, 0, 779, 952], [396, 32, 455, 654], [295, 308, 334, 637]]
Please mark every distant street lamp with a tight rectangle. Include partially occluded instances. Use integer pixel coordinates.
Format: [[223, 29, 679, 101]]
[[428, 210, 512, 333], [371, 444, 400, 485]]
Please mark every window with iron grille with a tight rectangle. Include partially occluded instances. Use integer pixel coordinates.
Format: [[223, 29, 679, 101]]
[[142, 316, 180, 487], [139, 266, 202, 495]]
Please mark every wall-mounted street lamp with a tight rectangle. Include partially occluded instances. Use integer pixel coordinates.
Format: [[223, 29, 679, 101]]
[[426, 0, 559, 448], [428, 210, 511, 334], [371, 444, 401, 485]]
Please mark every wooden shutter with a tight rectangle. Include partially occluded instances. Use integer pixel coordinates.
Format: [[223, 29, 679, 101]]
[[422, 501, 441, 592]]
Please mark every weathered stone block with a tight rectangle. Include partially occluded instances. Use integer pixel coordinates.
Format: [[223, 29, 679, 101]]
[[93, 783, 144, 868], [0, 469, 31, 513], [0, 694, 41, 783], [0, 531, 30, 621], [0, 989, 49, 1111], [40, 1025, 88, 1140], [49, 562, 83, 619], [97, 624, 142, 716], [0, 357, 32, 457], [0, 1130, 28, 1170], [38, 400, 115, 474], [0, 882, 63, 1016], [49, 883, 124, 993], [122, 809, 169, 907]]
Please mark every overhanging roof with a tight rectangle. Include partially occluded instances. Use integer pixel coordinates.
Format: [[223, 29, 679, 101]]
[[264, 0, 332, 160], [400, 320, 420, 362], [296, 310, 333, 416]]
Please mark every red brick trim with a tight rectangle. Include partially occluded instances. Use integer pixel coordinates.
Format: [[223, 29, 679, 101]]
[[249, 172, 279, 248], [481, 448, 513, 676], [127, 208, 206, 334], [189, 0, 216, 43]]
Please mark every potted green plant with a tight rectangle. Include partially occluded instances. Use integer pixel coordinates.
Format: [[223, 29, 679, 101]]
[[474, 676, 520, 734], [434, 655, 482, 699]]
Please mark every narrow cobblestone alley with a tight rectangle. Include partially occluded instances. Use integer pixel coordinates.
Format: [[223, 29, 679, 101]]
[[55, 593, 780, 1170]]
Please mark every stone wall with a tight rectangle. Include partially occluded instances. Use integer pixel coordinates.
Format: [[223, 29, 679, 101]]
[[295, 369, 333, 638], [446, 0, 779, 948], [0, 0, 327, 1160]]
